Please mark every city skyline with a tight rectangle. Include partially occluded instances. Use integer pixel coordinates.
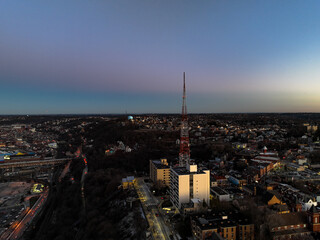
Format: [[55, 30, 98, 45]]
[[1, 1, 320, 114]]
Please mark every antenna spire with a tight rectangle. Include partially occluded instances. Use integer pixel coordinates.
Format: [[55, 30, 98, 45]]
[[179, 72, 190, 167]]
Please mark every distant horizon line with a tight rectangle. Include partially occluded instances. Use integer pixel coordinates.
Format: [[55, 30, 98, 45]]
[[1, 112, 320, 116]]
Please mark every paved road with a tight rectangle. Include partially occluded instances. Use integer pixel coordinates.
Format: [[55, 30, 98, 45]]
[[135, 178, 172, 240], [0, 158, 71, 169], [58, 160, 71, 182], [80, 155, 88, 210], [3, 191, 48, 240]]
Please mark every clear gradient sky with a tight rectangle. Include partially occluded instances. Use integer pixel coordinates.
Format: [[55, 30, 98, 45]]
[[1, 1, 320, 114]]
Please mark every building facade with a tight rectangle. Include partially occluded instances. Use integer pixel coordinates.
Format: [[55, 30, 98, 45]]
[[268, 212, 311, 240], [307, 206, 320, 232], [170, 163, 210, 209], [149, 158, 170, 188], [191, 210, 254, 240]]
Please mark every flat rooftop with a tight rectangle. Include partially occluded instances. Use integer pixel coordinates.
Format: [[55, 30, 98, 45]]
[[192, 210, 253, 230], [211, 187, 229, 195], [171, 166, 207, 175], [151, 160, 170, 169]]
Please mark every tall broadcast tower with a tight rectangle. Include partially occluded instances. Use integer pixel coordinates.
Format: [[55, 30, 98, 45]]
[[179, 72, 191, 167]]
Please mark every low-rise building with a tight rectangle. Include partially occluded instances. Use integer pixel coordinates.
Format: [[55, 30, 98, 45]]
[[122, 176, 135, 189], [211, 187, 231, 202], [191, 210, 254, 240], [149, 158, 170, 188], [307, 205, 320, 232], [301, 198, 317, 211], [268, 212, 311, 240]]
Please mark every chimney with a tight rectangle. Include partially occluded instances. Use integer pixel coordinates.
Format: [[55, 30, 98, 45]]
[[263, 146, 267, 154]]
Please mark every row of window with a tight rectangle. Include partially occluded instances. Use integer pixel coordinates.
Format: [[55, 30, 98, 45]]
[[224, 233, 234, 238], [273, 232, 309, 240], [223, 227, 236, 232], [273, 224, 306, 231]]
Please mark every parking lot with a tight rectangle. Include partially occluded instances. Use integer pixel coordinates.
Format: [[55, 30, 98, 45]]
[[0, 205, 25, 236], [0, 182, 32, 238]]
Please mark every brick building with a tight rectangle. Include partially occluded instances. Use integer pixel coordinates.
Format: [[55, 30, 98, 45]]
[[268, 212, 311, 240], [307, 205, 320, 232], [191, 210, 254, 240]]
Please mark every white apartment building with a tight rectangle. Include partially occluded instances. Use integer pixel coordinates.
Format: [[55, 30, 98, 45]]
[[170, 163, 210, 209]]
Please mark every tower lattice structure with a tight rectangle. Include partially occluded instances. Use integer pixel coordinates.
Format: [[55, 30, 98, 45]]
[[179, 72, 191, 167]]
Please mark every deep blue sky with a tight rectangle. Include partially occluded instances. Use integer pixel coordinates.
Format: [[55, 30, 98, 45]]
[[1, 1, 320, 114]]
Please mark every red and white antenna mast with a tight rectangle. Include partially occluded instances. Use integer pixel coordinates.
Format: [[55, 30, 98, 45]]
[[179, 72, 190, 167]]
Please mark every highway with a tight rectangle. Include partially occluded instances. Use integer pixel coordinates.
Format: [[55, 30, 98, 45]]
[[135, 178, 172, 240], [0, 158, 71, 169], [80, 165, 88, 209], [80, 154, 88, 210], [1, 190, 48, 240]]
